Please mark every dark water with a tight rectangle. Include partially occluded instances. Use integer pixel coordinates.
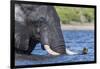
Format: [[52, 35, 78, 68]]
[[16, 30, 95, 66]]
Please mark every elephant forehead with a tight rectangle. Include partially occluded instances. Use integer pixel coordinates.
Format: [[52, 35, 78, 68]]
[[28, 6, 48, 21], [20, 4, 41, 9], [15, 4, 52, 25]]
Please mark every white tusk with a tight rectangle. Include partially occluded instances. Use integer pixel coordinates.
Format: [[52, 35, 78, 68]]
[[44, 45, 80, 55], [44, 45, 60, 55], [66, 48, 78, 55]]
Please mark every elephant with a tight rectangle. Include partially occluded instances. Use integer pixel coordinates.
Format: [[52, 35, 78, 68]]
[[15, 3, 66, 55], [15, 3, 88, 56]]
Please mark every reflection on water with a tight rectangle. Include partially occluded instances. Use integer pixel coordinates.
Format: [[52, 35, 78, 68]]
[[16, 30, 95, 66]]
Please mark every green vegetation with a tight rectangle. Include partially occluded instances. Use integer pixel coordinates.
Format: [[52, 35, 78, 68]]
[[55, 6, 94, 24]]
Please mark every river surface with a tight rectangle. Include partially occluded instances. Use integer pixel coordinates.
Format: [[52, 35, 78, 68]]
[[15, 30, 95, 66]]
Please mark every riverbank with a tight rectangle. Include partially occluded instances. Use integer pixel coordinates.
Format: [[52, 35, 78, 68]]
[[61, 24, 94, 30]]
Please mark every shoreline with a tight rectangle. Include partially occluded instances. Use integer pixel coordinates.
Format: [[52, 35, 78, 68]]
[[61, 24, 94, 30]]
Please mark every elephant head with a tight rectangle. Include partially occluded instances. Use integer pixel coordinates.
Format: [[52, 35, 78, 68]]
[[15, 4, 66, 55]]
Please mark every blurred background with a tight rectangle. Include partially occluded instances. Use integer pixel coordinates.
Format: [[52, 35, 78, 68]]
[[55, 6, 94, 25]]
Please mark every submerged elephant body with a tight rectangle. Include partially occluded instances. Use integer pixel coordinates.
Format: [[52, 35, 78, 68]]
[[15, 4, 66, 55]]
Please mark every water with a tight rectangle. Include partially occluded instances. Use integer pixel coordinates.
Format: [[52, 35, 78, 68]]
[[15, 30, 95, 66]]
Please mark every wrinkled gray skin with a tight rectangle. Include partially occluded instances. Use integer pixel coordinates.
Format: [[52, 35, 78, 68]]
[[15, 4, 66, 55]]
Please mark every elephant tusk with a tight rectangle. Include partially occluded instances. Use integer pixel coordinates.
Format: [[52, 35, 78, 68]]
[[66, 47, 88, 55], [44, 45, 78, 55], [66, 48, 78, 55], [44, 45, 60, 56], [44, 45, 88, 55]]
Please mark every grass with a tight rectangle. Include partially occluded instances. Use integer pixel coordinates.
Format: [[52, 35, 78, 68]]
[[55, 6, 95, 24]]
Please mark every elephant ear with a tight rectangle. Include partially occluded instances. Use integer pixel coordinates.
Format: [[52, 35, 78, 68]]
[[47, 6, 66, 54], [39, 6, 66, 55], [39, 18, 61, 55]]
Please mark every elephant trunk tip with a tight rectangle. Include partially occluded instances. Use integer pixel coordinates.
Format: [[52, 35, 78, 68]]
[[82, 47, 88, 54]]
